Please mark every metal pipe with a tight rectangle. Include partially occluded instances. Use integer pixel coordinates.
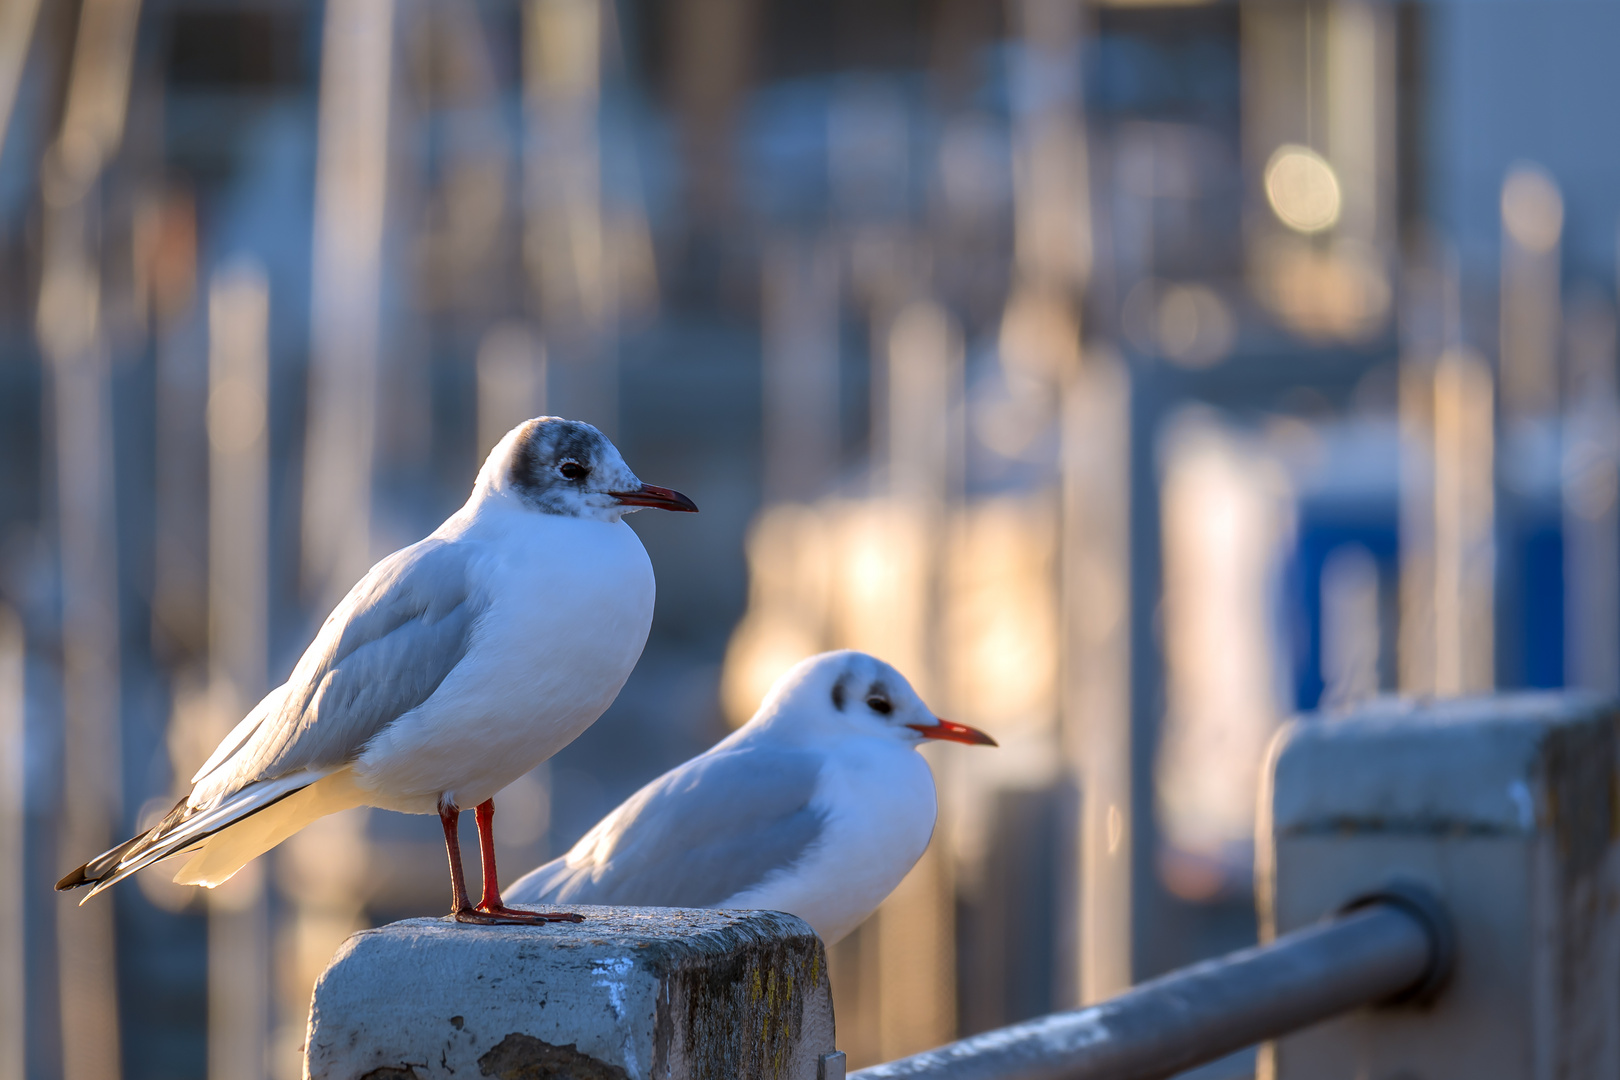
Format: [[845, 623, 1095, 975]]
[[852, 897, 1445, 1080]]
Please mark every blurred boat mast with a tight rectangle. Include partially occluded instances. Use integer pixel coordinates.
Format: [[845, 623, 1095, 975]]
[[288, 0, 397, 1073], [36, 1, 143, 1077], [206, 261, 273, 1080], [0, 607, 23, 1080]]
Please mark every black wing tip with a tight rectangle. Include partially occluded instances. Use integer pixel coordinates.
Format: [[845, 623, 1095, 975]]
[[55, 865, 94, 892]]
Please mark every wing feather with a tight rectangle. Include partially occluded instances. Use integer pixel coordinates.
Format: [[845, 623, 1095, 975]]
[[59, 535, 482, 895], [202, 536, 480, 802], [504, 745, 826, 908]]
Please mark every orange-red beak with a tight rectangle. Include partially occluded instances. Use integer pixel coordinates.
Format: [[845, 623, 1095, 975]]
[[610, 483, 699, 512], [907, 718, 998, 747]]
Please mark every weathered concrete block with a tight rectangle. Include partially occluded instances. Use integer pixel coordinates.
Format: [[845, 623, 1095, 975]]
[[1260, 693, 1620, 1080], [304, 906, 834, 1080]]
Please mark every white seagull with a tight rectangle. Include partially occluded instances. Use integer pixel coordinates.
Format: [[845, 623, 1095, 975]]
[[58, 417, 697, 924], [502, 650, 996, 944]]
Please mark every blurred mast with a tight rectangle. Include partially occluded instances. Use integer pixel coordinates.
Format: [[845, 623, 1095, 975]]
[[879, 298, 964, 1061], [292, 1, 396, 1072], [35, 0, 143, 1077], [1499, 165, 1563, 427], [477, 323, 549, 457], [1059, 341, 1128, 1006], [1000, 0, 1124, 1006], [762, 237, 841, 504], [1398, 247, 1494, 696], [206, 261, 272, 1080], [1562, 283, 1619, 694], [0, 0, 42, 157], [1431, 345, 1494, 694], [524, 0, 615, 431], [0, 607, 22, 1080], [303, 0, 394, 605]]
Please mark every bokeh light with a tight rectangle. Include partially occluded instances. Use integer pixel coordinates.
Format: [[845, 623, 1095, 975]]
[[1264, 144, 1343, 234]]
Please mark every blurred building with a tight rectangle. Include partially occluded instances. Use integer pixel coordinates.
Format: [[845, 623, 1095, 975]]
[[0, 2, 1617, 1079]]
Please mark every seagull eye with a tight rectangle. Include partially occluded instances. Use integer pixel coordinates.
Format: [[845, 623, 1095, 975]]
[[558, 461, 589, 481], [866, 697, 892, 715]]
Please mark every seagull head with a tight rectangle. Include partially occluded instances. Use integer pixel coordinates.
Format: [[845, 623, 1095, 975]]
[[484, 417, 699, 522], [757, 650, 997, 749]]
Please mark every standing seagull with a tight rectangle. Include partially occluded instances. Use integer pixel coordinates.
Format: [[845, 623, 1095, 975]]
[[57, 418, 696, 924], [503, 650, 995, 944]]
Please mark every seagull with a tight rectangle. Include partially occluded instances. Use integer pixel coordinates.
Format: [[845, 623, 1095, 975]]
[[57, 417, 697, 925], [502, 650, 996, 944]]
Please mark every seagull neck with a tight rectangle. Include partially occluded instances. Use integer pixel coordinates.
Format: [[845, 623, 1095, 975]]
[[448, 488, 572, 534]]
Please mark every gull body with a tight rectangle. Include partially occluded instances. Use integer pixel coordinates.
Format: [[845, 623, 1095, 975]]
[[504, 650, 996, 943], [59, 417, 697, 923], [350, 508, 652, 814]]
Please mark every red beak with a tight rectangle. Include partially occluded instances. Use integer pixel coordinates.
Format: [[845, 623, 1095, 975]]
[[609, 483, 699, 513], [906, 718, 998, 747]]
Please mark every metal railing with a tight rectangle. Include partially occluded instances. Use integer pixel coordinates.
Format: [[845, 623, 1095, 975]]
[[851, 886, 1453, 1080]]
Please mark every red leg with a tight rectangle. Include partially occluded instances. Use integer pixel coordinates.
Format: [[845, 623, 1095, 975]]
[[466, 798, 582, 925], [439, 801, 476, 917], [475, 799, 503, 910]]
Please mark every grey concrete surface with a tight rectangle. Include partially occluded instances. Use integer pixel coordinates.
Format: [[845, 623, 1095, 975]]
[[303, 906, 834, 1080], [1260, 692, 1620, 1080]]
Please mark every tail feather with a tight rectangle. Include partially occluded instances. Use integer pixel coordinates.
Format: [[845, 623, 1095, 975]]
[[57, 770, 332, 903], [172, 769, 365, 887], [55, 797, 191, 892]]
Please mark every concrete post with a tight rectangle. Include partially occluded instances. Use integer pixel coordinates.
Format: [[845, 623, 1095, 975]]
[[1260, 693, 1620, 1079], [304, 907, 836, 1080]]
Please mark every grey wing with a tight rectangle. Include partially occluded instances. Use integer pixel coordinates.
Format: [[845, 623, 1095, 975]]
[[212, 536, 482, 793], [504, 746, 826, 908]]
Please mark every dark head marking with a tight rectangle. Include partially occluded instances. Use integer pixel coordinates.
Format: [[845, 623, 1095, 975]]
[[502, 417, 639, 518], [830, 678, 847, 712]]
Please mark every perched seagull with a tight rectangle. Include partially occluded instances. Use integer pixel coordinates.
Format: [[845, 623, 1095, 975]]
[[57, 417, 697, 925], [503, 650, 996, 944]]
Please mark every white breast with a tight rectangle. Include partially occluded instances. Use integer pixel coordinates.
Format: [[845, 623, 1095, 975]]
[[725, 740, 938, 945], [354, 511, 655, 813]]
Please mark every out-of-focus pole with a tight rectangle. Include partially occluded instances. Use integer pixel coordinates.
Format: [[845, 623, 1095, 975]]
[[1396, 262, 1441, 694], [1562, 289, 1619, 694], [1430, 345, 1494, 695], [290, 2, 394, 1074], [476, 322, 548, 458], [1499, 165, 1562, 426], [1010, 0, 1091, 301], [1060, 348, 1130, 1005], [763, 237, 840, 505], [0, 606, 23, 1080], [1006, 0, 1118, 1007], [523, 0, 615, 431], [879, 298, 964, 1062], [524, 0, 602, 327], [0, 0, 42, 157], [206, 261, 272, 1080], [1399, 249, 1493, 697], [36, 2, 141, 1078], [43, 226, 123, 1080], [303, 0, 394, 606], [671, 0, 752, 233]]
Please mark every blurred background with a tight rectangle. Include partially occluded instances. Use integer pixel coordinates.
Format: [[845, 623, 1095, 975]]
[[0, 0, 1616, 1077]]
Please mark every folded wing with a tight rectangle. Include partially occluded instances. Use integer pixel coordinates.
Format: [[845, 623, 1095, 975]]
[[58, 536, 483, 898], [504, 744, 826, 908]]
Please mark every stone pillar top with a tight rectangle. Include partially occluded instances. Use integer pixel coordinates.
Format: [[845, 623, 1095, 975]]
[[305, 906, 835, 1080], [1267, 691, 1615, 836]]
